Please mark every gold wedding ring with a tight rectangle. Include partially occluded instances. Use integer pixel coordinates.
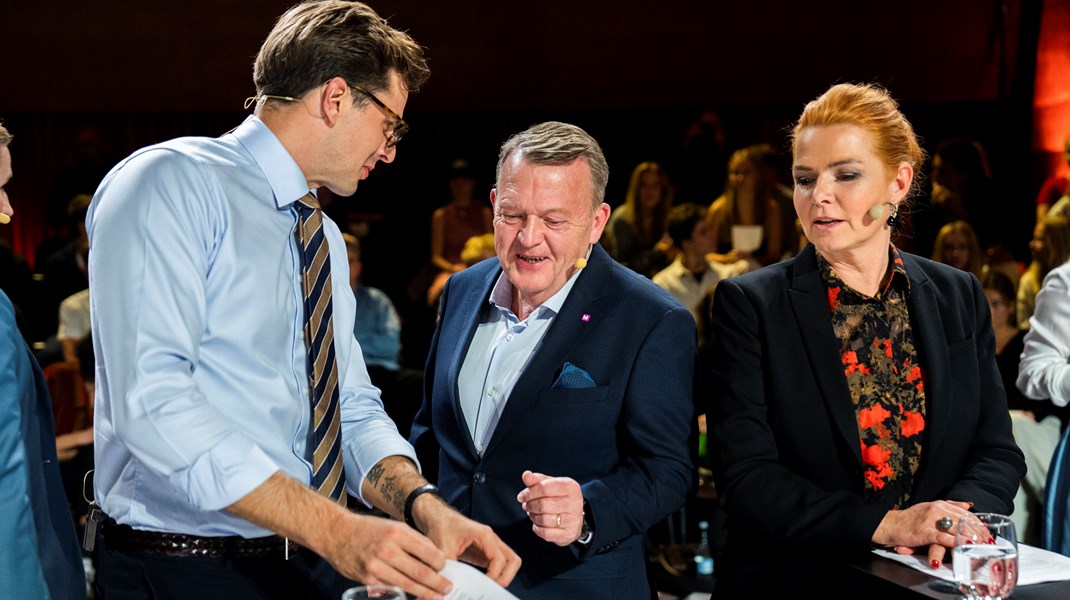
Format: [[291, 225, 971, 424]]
[[556, 514, 562, 528]]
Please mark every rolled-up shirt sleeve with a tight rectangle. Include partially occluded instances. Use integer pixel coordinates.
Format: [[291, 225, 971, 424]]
[[89, 149, 278, 511], [1017, 264, 1070, 407]]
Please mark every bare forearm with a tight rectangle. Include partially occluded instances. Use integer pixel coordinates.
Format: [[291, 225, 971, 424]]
[[226, 470, 349, 557], [362, 456, 460, 534], [362, 455, 428, 519]]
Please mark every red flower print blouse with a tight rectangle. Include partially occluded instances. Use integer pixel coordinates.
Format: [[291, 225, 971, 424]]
[[817, 246, 927, 508]]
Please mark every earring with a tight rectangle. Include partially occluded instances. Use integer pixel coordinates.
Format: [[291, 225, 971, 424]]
[[887, 203, 900, 227]]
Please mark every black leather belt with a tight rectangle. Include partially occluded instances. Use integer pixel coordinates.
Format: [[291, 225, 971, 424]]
[[101, 517, 300, 559]]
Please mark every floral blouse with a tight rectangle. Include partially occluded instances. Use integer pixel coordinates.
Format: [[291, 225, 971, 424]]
[[817, 246, 927, 508]]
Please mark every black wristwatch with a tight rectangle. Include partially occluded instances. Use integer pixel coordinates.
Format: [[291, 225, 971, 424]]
[[404, 483, 442, 530]]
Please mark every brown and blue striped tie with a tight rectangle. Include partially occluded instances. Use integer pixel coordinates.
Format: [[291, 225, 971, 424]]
[[295, 193, 346, 504]]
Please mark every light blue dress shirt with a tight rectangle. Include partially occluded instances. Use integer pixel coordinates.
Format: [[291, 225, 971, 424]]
[[353, 284, 401, 371], [457, 271, 580, 454], [87, 115, 417, 537]]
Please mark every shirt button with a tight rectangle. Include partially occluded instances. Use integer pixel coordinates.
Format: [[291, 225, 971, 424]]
[[488, 388, 496, 397], [506, 334, 514, 342], [473, 472, 487, 484]]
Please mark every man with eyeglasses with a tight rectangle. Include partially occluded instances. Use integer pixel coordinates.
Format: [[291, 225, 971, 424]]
[[86, 2, 519, 598]]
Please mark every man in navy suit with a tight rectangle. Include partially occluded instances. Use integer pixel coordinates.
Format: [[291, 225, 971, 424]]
[[410, 121, 698, 598], [0, 123, 86, 600]]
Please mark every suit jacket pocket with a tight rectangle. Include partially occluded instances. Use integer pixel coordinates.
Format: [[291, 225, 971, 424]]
[[537, 385, 610, 405]]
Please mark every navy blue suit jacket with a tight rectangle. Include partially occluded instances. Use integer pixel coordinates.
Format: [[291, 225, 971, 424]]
[[410, 244, 698, 599], [709, 245, 1026, 599]]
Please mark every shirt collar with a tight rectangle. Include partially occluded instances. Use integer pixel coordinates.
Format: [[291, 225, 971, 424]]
[[230, 115, 313, 208], [488, 267, 584, 321]]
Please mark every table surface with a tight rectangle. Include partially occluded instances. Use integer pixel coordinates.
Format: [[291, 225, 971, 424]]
[[845, 553, 1070, 599]]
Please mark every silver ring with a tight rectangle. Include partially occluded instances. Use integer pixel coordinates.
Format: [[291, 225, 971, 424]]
[[556, 514, 562, 528], [936, 516, 954, 532]]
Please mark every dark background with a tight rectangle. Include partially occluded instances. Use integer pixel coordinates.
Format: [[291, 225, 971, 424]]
[[1, 0, 1063, 364]]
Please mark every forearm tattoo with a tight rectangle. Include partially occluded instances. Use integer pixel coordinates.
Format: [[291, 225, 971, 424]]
[[381, 474, 406, 516], [366, 462, 385, 486]]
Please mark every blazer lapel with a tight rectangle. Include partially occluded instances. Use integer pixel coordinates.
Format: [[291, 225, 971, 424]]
[[900, 255, 952, 459], [481, 245, 612, 456], [789, 246, 863, 464], [446, 262, 501, 458]]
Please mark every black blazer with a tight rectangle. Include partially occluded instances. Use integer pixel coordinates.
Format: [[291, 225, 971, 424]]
[[709, 245, 1026, 598], [410, 244, 698, 599]]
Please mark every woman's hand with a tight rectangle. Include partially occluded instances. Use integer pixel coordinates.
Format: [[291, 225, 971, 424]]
[[872, 500, 973, 569]]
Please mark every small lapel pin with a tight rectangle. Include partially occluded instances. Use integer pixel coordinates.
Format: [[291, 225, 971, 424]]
[[581, 313, 591, 322]]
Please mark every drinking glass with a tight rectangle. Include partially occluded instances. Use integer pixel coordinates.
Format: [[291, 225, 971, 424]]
[[952, 513, 1018, 600], [341, 585, 407, 600]]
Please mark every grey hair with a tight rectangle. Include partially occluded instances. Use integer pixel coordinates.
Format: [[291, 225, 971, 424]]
[[495, 121, 609, 210]]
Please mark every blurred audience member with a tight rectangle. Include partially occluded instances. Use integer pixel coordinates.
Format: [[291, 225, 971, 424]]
[[750, 142, 799, 258], [57, 287, 90, 364], [653, 202, 748, 324], [40, 194, 91, 341], [344, 233, 423, 440], [1018, 259, 1070, 429], [1016, 259, 1070, 547], [427, 232, 496, 310], [605, 161, 674, 277], [982, 271, 1061, 545], [1036, 133, 1070, 223], [931, 220, 983, 279], [927, 137, 1017, 261], [1018, 215, 1070, 330], [459, 232, 496, 266], [673, 109, 729, 208], [38, 126, 114, 273], [430, 158, 492, 276], [707, 146, 784, 269]]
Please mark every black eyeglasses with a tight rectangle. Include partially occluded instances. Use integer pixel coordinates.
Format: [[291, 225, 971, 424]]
[[347, 83, 409, 148], [247, 80, 409, 148]]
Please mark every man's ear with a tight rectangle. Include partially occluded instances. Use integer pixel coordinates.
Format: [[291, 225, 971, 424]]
[[321, 77, 350, 126]]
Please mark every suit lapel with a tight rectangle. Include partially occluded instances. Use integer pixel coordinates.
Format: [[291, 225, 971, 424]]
[[900, 255, 952, 459], [481, 245, 612, 456], [789, 246, 863, 464], [446, 262, 501, 458]]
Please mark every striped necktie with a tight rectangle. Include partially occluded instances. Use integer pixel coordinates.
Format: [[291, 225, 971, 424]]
[[295, 193, 346, 504]]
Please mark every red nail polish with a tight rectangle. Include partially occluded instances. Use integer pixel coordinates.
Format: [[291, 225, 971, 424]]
[[930, 559, 940, 569], [988, 537, 995, 544]]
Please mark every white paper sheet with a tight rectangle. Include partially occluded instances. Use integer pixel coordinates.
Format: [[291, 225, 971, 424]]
[[873, 543, 1070, 586], [440, 560, 520, 600], [731, 225, 763, 253]]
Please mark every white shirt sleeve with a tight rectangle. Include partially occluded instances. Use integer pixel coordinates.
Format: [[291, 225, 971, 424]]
[[1017, 264, 1070, 407]]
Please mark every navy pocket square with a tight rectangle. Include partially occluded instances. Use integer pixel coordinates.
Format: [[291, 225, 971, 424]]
[[552, 362, 597, 389]]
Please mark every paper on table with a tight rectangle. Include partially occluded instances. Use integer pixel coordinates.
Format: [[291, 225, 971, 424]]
[[731, 225, 763, 253], [873, 543, 1070, 586], [440, 560, 520, 600]]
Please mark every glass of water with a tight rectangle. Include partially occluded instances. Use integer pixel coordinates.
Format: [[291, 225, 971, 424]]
[[340, 585, 407, 600], [952, 513, 1018, 600]]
